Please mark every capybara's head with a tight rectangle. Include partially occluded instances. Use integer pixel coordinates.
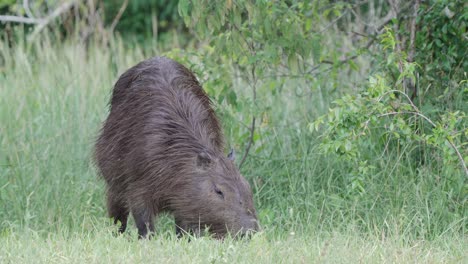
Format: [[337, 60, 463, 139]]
[[172, 150, 259, 238]]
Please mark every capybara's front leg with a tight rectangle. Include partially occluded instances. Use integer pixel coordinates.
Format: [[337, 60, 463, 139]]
[[132, 207, 154, 239]]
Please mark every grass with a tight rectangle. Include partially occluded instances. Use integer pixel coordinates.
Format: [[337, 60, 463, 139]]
[[1, 229, 465, 263], [0, 36, 466, 263]]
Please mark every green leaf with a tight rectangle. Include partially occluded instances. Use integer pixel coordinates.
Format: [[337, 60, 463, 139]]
[[348, 60, 359, 71], [178, 0, 191, 25]]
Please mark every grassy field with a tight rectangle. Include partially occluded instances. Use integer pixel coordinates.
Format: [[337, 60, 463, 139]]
[[1, 229, 465, 263], [0, 37, 466, 263]]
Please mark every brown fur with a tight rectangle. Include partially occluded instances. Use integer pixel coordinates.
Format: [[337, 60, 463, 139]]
[[94, 57, 258, 238]]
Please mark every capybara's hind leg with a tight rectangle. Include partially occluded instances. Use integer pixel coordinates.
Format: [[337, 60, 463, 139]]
[[107, 189, 129, 233], [132, 207, 154, 239]]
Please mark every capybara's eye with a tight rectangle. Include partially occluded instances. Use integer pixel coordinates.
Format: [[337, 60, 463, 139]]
[[214, 186, 224, 199]]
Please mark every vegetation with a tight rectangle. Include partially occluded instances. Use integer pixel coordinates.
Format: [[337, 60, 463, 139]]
[[0, 0, 466, 262]]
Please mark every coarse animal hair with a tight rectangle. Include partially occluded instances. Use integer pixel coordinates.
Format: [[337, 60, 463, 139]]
[[94, 56, 259, 238]]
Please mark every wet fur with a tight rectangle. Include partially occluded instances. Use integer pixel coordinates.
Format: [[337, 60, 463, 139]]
[[94, 57, 258, 238]]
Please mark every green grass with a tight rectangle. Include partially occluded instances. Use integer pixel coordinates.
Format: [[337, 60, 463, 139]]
[[1, 229, 465, 263], [0, 36, 466, 262]]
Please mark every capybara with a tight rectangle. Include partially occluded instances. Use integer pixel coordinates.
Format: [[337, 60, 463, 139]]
[[94, 57, 259, 238]]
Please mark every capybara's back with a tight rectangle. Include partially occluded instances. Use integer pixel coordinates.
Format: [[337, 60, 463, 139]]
[[94, 57, 258, 238]]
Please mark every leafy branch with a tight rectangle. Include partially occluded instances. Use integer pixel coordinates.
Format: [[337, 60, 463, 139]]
[[314, 76, 467, 181], [368, 90, 467, 177]]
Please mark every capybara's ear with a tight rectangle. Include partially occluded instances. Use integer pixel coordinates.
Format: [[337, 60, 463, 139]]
[[227, 148, 235, 161], [196, 151, 212, 168]]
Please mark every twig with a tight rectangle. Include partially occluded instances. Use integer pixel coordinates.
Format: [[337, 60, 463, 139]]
[[377, 89, 419, 111], [239, 63, 257, 168], [0, 15, 43, 24], [320, 36, 376, 66], [388, 0, 405, 84], [109, 0, 129, 34], [239, 117, 256, 168], [23, 0, 35, 19], [407, 0, 420, 63], [0, 0, 40, 24], [151, 11, 158, 38], [407, 0, 420, 100], [0, 1, 76, 28], [375, 5, 397, 32], [347, 0, 411, 34], [313, 1, 398, 70], [316, 10, 348, 34], [28, 1, 77, 41], [377, 111, 434, 126], [233, 20, 258, 168]]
